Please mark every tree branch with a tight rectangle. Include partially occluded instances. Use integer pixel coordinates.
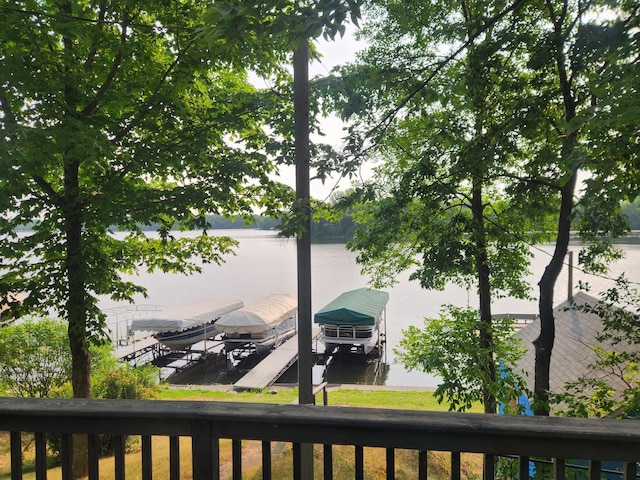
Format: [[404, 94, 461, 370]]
[[0, 94, 15, 124], [363, 0, 528, 147], [112, 41, 196, 146], [32, 175, 62, 206], [81, 4, 134, 116]]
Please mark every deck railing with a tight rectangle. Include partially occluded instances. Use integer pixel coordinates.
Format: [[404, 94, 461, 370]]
[[1, 396, 639, 479]]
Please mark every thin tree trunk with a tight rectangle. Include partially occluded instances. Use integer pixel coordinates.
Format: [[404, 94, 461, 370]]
[[61, 0, 91, 474], [472, 174, 497, 415], [533, 0, 579, 415], [533, 171, 577, 415]]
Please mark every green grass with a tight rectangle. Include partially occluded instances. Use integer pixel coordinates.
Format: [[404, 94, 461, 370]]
[[157, 384, 483, 412], [157, 385, 300, 403], [326, 388, 470, 411]]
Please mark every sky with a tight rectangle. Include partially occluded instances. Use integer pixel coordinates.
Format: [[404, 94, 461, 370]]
[[277, 29, 368, 200]]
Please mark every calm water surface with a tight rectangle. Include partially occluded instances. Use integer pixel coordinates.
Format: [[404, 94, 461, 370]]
[[100, 230, 640, 387]]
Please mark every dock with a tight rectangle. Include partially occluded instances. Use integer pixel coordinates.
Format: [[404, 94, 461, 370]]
[[114, 336, 160, 362], [233, 329, 319, 391], [492, 313, 538, 329]]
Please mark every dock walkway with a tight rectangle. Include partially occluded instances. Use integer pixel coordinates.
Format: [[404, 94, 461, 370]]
[[114, 336, 160, 362], [233, 329, 319, 391]]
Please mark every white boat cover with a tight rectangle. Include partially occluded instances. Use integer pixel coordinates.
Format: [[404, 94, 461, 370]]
[[216, 294, 297, 335], [129, 298, 244, 333]]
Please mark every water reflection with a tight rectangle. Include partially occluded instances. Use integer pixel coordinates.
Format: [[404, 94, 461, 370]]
[[161, 346, 273, 385], [320, 347, 390, 385]]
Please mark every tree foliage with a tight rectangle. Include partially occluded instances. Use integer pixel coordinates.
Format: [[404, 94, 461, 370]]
[[323, 0, 639, 416], [0, 0, 293, 399], [0, 318, 71, 397], [201, 0, 362, 55], [324, 0, 557, 416], [528, 0, 639, 415], [396, 306, 528, 413]]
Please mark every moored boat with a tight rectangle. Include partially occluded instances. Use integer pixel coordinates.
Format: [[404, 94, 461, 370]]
[[216, 294, 297, 354], [314, 288, 389, 355], [130, 298, 244, 351]]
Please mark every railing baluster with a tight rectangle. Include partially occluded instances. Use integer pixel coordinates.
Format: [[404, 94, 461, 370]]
[[262, 440, 271, 480], [588, 460, 601, 480], [386, 448, 395, 480], [10, 431, 22, 480], [518, 455, 530, 480], [34, 432, 46, 480], [61, 433, 72, 480], [88, 434, 99, 480], [451, 451, 461, 480], [293, 443, 301, 480], [142, 435, 152, 480], [324, 444, 333, 480], [484, 453, 495, 479], [114, 435, 125, 480], [418, 451, 428, 480], [553, 458, 565, 480], [169, 436, 180, 480], [190, 420, 219, 480], [232, 439, 242, 480], [355, 445, 364, 480], [622, 461, 637, 480]]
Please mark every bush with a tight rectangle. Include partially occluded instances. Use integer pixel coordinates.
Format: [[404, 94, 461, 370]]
[[48, 341, 160, 460], [0, 318, 71, 397], [94, 364, 159, 400], [92, 362, 160, 457]]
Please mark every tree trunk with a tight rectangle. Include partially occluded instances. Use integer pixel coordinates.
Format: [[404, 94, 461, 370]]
[[62, 114, 91, 480], [64, 155, 91, 479], [61, 0, 91, 473], [471, 174, 497, 415], [533, 171, 577, 415], [533, 3, 579, 415]]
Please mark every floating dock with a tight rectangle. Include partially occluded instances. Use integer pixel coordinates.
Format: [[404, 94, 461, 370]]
[[233, 329, 319, 391]]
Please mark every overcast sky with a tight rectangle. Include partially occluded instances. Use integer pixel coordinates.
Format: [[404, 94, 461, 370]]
[[279, 29, 367, 200]]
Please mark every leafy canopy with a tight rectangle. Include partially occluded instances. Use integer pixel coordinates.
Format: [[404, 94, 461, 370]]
[[0, 318, 71, 397], [395, 306, 528, 413], [0, 0, 293, 340]]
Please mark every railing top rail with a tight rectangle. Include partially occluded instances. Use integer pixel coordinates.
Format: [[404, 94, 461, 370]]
[[0, 397, 638, 461]]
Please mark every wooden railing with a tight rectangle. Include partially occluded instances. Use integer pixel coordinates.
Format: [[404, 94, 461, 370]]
[[1, 396, 639, 479]]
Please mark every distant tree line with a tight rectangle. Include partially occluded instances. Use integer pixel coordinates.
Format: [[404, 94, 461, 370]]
[[15, 202, 640, 238], [128, 212, 357, 241]]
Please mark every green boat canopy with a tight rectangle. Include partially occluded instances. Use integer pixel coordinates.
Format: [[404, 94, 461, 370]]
[[314, 288, 389, 326]]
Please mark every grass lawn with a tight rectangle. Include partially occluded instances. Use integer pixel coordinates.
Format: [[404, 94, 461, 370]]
[[0, 386, 483, 480], [156, 385, 482, 412]]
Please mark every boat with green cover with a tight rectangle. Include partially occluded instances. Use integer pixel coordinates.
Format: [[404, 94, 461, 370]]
[[314, 288, 389, 355]]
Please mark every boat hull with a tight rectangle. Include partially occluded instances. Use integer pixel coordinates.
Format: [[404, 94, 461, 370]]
[[154, 320, 219, 351], [223, 316, 297, 354]]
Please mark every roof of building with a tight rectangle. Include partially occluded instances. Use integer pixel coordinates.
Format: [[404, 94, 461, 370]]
[[516, 290, 637, 397]]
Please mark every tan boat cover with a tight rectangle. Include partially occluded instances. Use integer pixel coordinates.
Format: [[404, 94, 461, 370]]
[[216, 294, 297, 334]]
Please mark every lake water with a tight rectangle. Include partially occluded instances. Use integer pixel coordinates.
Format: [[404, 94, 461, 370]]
[[100, 229, 640, 388]]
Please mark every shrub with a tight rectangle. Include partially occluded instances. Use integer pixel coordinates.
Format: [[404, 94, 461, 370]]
[[0, 318, 71, 397], [48, 341, 160, 460]]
